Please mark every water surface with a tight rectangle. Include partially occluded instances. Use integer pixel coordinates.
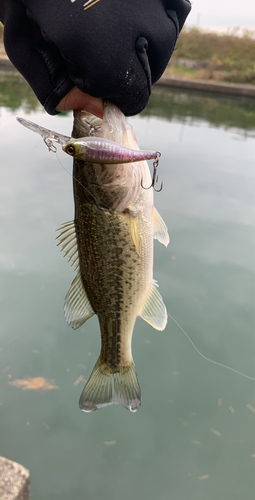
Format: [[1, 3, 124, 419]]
[[0, 74, 254, 500]]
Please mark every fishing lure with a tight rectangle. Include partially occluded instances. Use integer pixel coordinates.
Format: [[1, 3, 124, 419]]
[[17, 117, 161, 166]]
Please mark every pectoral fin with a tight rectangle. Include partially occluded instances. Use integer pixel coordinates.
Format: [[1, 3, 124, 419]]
[[129, 210, 140, 254], [152, 207, 170, 247], [64, 271, 95, 329], [140, 280, 167, 330]]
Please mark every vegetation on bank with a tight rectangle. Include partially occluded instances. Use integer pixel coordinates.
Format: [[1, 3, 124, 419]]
[[170, 27, 255, 85]]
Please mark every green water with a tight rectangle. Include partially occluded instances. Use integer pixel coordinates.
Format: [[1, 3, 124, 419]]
[[0, 73, 254, 500]]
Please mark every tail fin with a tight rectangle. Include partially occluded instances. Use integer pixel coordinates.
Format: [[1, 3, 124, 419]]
[[79, 358, 141, 412]]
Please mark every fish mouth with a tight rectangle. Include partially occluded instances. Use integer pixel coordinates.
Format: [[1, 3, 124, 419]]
[[73, 109, 104, 138], [74, 101, 139, 149]]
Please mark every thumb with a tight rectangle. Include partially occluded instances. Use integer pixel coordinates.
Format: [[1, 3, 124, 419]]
[[56, 86, 103, 118]]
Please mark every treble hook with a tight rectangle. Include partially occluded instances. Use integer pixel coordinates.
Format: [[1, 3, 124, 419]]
[[141, 152, 163, 192]]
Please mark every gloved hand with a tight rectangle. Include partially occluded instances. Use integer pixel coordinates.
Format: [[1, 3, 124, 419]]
[[0, 0, 191, 116]]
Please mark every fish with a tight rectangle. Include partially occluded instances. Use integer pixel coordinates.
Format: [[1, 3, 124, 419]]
[[18, 102, 169, 412]]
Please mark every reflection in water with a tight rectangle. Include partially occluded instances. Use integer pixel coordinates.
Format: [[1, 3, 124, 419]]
[[0, 71, 254, 500], [143, 86, 255, 136], [1, 69, 255, 133], [0, 69, 38, 111]]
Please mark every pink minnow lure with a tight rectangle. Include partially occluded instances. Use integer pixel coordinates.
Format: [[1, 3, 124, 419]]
[[63, 137, 160, 164], [16, 117, 160, 165]]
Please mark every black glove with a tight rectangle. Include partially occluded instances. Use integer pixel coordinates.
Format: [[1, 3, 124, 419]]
[[0, 0, 191, 116]]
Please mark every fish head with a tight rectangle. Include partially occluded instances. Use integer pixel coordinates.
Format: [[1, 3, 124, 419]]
[[72, 103, 153, 212]]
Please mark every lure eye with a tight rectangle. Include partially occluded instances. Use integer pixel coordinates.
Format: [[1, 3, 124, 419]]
[[66, 145, 75, 156]]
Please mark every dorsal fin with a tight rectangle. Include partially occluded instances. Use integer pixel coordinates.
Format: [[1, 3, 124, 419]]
[[139, 279, 167, 330], [152, 207, 170, 247], [64, 272, 95, 329], [56, 221, 94, 329], [56, 221, 79, 271]]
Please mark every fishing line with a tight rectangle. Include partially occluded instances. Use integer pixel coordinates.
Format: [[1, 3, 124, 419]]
[[168, 312, 255, 381], [55, 151, 98, 204]]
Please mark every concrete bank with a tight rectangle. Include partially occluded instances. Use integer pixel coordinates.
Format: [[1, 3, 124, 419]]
[[0, 456, 30, 500], [0, 55, 255, 99], [0, 55, 14, 67], [156, 74, 255, 98]]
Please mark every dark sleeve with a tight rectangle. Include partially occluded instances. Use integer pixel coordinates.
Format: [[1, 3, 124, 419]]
[[0, 0, 191, 116]]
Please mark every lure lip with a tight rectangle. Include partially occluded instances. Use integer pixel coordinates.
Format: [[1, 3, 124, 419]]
[[16, 117, 70, 147]]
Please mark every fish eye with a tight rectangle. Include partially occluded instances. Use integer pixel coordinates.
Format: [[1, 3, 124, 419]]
[[66, 145, 75, 156]]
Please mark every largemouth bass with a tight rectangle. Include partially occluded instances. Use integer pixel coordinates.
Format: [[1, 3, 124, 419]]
[[18, 103, 169, 412], [57, 102, 169, 412]]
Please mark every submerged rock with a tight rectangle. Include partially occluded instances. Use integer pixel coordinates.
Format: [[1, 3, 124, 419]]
[[0, 456, 30, 500]]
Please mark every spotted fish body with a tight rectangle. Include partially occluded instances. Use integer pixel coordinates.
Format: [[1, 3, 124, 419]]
[[57, 102, 169, 412]]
